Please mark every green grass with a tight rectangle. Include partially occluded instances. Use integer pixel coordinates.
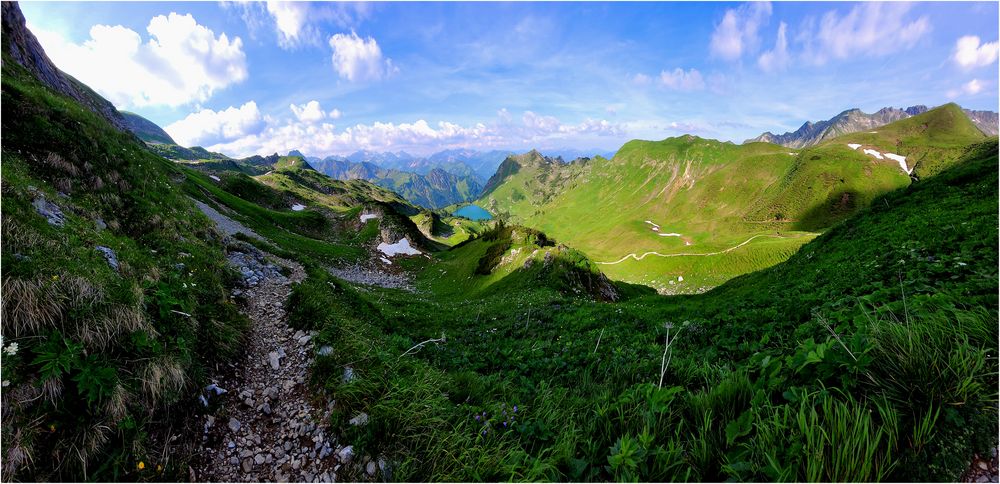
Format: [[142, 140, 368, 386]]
[[182, 169, 365, 263], [478, 108, 985, 291], [833, 103, 987, 178], [4, 13, 996, 482], [1, 52, 248, 481], [289, 139, 997, 482]]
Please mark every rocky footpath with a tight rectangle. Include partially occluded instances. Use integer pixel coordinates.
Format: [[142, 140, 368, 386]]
[[963, 447, 999, 483], [329, 262, 414, 291], [193, 244, 381, 482]]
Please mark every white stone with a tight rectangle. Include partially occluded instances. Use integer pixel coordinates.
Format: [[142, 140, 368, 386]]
[[337, 446, 354, 464]]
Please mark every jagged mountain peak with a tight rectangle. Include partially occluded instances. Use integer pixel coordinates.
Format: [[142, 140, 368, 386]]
[[746, 103, 998, 148]]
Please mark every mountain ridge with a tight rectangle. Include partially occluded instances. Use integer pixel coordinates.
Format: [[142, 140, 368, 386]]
[[747, 103, 999, 148]]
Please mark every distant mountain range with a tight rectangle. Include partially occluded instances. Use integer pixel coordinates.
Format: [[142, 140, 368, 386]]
[[305, 153, 484, 209], [292, 147, 614, 209], [747, 105, 999, 148]]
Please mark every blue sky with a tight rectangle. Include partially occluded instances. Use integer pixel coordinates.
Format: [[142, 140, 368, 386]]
[[23, 1, 1000, 158]]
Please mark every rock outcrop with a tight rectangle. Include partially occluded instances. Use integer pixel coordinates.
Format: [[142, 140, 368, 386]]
[[2, 2, 129, 133]]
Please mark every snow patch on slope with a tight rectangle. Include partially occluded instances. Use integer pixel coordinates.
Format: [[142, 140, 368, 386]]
[[360, 213, 379, 222], [847, 143, 862, 150], [290, 204, 305, 211], [883, 153, 912, 174], [377, 238, 421, 257], [863, 148, 884, 160]]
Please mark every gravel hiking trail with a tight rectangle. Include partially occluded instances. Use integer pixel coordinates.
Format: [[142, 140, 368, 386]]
[[190, 201, 382, 482]]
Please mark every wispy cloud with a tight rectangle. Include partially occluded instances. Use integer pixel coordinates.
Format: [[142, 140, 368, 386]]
[[710, 2, 772, 61], [223, 0, 371, 49], [757, 22, 789, 72], [798, 2, 930, 65], [659, 68, 705, 91]]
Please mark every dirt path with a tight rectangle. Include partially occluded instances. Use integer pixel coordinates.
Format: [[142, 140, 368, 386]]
[[190, 197, 264, 241], [191, 242, 362, 482], [596, 233, 805, 265]]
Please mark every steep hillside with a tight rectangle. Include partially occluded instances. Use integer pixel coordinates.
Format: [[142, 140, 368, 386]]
[[480, 107, 986, 291], [1, 2, 129, 133], [301, 138, 997, 482], [120, 111, 176, 145], [480, 150, 591, 204], [830, 103, 988, 178], [748, 104, 998, 148], [1, 11, 248, 479]]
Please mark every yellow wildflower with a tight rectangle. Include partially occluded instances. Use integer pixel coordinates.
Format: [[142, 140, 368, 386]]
[[137, 461, 145, 470]]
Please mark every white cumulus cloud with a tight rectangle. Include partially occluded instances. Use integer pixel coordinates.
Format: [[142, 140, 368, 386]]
[[167, 104, 624, 157], [328, 31, 398, 82], [165, 101, 266, 147], [266, 1, 313, 47], [29, 14, 247, 108], [290, 100, 334, 123], [710, 2, 772, 61], [953, 35, 999, 69], [800, 2, 930, 65]]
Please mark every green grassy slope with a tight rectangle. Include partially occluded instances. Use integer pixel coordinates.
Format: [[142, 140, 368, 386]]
[[290, 138, 997, 482], [1, 51, 248, 481], [833, 103, 987, 178], [120, 111, 176, 145], [479, 107, 986, 291]]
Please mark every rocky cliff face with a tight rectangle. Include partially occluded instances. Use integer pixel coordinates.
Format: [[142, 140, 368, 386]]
[[964, 109, 1000, 136], [747, 104, 998, 148], [2, 2, 129, 133]]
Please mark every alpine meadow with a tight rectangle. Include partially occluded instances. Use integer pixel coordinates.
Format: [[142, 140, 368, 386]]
[[1, 1, 998, 483]]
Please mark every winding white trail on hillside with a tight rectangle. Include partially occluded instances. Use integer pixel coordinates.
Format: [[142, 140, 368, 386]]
[[597, 234, 799, 265]]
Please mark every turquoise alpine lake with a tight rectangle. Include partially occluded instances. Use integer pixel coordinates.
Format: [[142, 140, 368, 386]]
[[453, 205, 493, 220]]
